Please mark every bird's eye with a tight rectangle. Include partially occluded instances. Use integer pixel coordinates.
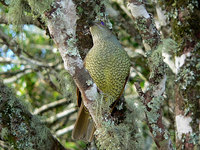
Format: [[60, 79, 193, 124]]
[[101, 21, 105, 26]]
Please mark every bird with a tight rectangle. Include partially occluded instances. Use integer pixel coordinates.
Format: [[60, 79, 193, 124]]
[[72, 22, 131, 142]]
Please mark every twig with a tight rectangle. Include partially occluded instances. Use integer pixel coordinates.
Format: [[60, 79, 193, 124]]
[[19, 55, 55, 67], [131, 62, 148, 82], [0, 57, 26, 65], [0, 28, 57, 68], [33, 98, 70, 115], [112, 0, 133, 19], [45, 106, 76, 125], [3, 69, 32, 84], [134, 82, 145, 99], [55, 125, 74, 137]]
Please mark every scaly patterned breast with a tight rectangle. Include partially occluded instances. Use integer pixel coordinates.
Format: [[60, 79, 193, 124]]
[[84, 41, 130, 103]]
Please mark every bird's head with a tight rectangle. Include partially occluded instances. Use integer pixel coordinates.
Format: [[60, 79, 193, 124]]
[[89, 22, 113, 41]]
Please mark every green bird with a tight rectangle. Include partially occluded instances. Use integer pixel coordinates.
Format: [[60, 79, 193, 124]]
[[72, 23, 131, 142]]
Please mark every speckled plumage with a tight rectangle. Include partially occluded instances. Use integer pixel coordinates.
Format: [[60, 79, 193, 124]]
[[85, 24, 131, 104]]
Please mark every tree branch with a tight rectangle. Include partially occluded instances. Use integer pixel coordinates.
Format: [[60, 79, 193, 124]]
[[45, 0, 99, 126], [3, 69, 32, 84], [45, 106, 76, 125], [0, 11, 43, 28], [33, 98, 70, 115], [0, 28, 56, 68], [112, 0, 133, 19], [0, 57, 26, 65], [128, 0, 173, 149], [55, 125, 74, 137], [43, 1, 144, 149], [0, 81, 66, 150]]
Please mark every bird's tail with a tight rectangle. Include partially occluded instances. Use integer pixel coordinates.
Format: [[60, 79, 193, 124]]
[[72, 103, 96, 142]]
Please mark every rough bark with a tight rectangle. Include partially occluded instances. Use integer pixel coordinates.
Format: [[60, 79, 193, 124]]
[[0, 81, 66, 150], [128, 0, 173, 149], [44, 0, 142, 149], [157, 1, 200, 149]]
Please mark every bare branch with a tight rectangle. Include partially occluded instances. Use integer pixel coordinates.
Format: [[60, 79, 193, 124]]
[[33, 98, 70, 115], [29, 44, 54, 50], [55, 125, 74, 137], [0, 68, 29, 77], [19, 55, 56, 67], [3, 69, 32, 84], [0, 57, 26, 65], [0, 28, 56, 68], [131, 62, 148, 82], [45, 105, 76, 125], [112, 0, 133, 19]]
